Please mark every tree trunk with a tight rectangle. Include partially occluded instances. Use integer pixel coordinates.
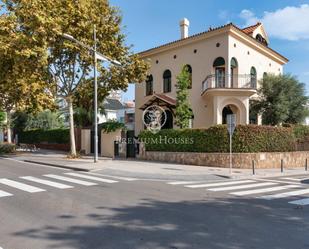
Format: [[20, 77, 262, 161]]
[[6, 111, 12, 143], [67, 98, 76, 156]]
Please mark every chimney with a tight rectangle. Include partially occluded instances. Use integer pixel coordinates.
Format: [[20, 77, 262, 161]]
[[180, 18, 190, 39]]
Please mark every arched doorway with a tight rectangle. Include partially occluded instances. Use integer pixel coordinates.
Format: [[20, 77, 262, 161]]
[[222, 104, 240, 124], [219, 97, 249, 125], [161, 110, 173, 129], [222, 106, 233, 124], [213, 57, 225, 88]]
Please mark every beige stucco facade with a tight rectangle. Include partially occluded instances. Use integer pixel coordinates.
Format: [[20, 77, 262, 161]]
[[101, 129, 122, 158], [81, 129, 91, 155], [135, 22, 288, 135]]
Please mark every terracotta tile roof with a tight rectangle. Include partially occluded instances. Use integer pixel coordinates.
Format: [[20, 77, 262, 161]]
[[124, 101, 135, 108], [155, 94, 176, 106], [242, 22, 261, 35], [138, 22, 288, 63], [138, 23, 234, 56], [139, 94, 176, 110]]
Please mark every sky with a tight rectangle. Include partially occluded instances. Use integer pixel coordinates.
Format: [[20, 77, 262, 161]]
[[109, 0, 309, 101]]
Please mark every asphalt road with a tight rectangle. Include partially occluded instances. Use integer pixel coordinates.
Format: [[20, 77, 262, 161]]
[[0, 158, 309, 249]]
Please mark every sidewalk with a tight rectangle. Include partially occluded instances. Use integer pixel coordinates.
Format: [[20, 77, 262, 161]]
[[5, 150, 309, 180], [8, 150, 110, 172]]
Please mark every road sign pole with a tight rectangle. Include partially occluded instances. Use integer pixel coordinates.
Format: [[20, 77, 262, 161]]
[[227, 114, 236, 175], [229, 132, 232, 174]]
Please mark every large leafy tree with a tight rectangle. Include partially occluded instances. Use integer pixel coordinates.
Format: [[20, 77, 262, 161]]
[[0, 112, 5, 128], [175, 65, 193, 128], [0, 12, 55, 142], [12, 110, 64, 134], [26, 110, 64, 131], [3, 0, 148, 155], [73, 79, 106, 128], [251, 74, 309, 125]]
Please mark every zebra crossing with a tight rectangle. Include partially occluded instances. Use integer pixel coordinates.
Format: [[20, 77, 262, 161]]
[[167, 175, 309, 206], [0, 172, 136, 200]]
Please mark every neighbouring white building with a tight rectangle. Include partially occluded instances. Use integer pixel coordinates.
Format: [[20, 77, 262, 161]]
[[98, 97, 125, 124], [98, 92, 136, 131], [135, 19, 288, 135]]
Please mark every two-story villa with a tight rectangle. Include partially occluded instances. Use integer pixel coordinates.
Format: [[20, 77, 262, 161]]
[[135, 19, 288, 135]]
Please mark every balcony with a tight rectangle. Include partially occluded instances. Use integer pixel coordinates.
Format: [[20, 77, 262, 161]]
[[201, 74, 257, 97]]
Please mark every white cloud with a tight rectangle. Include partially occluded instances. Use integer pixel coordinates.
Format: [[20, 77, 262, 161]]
[[239, 4, 309, 41], [239, 9, 259, 26]]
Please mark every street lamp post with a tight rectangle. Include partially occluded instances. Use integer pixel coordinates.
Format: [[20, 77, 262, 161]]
[[63, 26, 121, 163], [93, 25, 98, 163]]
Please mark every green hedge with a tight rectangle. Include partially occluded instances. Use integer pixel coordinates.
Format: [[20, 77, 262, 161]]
[[99, 120, 125, 133], [19, 129, 70, 144], [0, 143, 16, 154], [283, 124, 309, 140], [139, 125, 296, 153]]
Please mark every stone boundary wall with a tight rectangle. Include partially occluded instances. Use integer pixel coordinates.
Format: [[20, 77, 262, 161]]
[[138, 150, 309, 169]]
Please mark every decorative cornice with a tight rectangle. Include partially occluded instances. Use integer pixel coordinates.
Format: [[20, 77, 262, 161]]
[[137, 23, 288, 65]]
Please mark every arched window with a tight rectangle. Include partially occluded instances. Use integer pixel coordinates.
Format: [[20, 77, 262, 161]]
[[213, 57, 225, 88], [213, 57, 225, 67], [163, 70, 172, 93], [256, 34, 263, 42], [250, 67, 257, 88], [230, 58, 238, 88], [145, 75, 153, 96], [184, 64, 192, 89], [256, 34, 268, 46]]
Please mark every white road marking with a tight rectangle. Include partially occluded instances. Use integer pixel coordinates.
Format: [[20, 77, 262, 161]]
[[185, 180, 255, 188], [289, 198, 309, 206], [65, 173, 118, 183], [86, 172, 137, 181], [0, 179, 45, 193], [168, 181, 202, 185], [208, 182, 278, 192], [0, 190, 13, 198], [256, 178, 302, 185], [44, 174, 97, 186], [281, 177, 301, 182], [231, 185, 300, 196], [260, 188, 309, 200], [20, 176, 73, 189]]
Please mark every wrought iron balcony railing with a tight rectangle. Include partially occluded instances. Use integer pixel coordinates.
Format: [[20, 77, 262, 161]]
[[202, 74, 257, 93]]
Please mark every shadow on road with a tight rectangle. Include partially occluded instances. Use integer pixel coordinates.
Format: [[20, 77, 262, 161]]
[[301, 179, 309, 184], [13, 197, 309, 249]]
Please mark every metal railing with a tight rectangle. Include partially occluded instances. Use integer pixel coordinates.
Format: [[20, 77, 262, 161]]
[[202, 74, 257, 93]]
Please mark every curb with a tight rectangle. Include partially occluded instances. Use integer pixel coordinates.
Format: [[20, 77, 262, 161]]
[[229, 171, 309, 180], [24, 160, 91, 172]]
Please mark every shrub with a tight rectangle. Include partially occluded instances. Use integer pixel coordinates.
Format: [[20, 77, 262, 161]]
[[0, 143, 16, 154], [19, 129, 70, 144], [284, 124, 309, 140], [99, 120, 125, 133], [139, 125, 296, 153]]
